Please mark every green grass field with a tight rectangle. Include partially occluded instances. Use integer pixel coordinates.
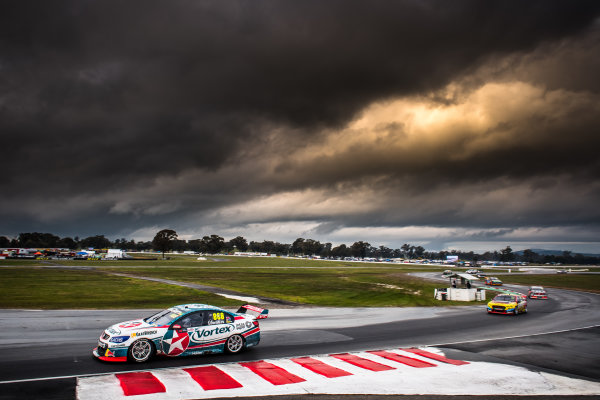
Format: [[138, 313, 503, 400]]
[[0, 267, 240, 309], [102, 266, 451, 307], [0, 256, 597, 308]]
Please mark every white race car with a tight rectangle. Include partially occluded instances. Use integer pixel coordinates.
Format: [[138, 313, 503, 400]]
[[93, 304, 268, 362], [528, 286, 548, 299]]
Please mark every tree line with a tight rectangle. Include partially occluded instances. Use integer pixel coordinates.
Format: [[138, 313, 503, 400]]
[[1, 231, 599, 265]]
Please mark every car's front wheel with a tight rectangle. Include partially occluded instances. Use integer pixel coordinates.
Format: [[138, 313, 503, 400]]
[[128, 339, 154, 363], [225, 334, 245, 354]]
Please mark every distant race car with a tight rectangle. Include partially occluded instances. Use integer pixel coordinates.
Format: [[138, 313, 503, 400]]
[[487, 294, 527, 315], [93, 304, 268, 363], [528, 286, 548, 299], [485, 277, 503, 286]]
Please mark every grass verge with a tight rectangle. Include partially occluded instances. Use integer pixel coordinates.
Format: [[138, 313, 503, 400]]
[[101, 265, 473, 307], [0, 267, 240, 309]]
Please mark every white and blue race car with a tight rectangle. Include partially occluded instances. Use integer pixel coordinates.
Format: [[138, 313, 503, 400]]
[[93, 304, 268, 363]]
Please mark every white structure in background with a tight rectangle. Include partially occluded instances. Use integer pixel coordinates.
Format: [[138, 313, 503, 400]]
[[435, 287, 486, 301], [105, 249, 128, 259], [435, 272, 485, 301]]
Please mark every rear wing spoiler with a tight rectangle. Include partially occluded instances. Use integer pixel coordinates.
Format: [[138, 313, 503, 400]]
[[237, 304, 269, 319]]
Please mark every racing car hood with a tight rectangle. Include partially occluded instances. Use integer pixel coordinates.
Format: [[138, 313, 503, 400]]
[[487, 299, 516, 306], [106, 319, 155, 336]]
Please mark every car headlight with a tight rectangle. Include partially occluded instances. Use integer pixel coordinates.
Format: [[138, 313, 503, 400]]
[[109, 335, 130, 343]]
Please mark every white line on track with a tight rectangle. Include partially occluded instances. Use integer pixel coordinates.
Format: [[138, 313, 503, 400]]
[[430, 323, 600, 347]]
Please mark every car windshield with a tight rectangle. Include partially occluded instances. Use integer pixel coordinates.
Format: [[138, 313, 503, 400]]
[[144, 308, 183, 325], [494, 295, 515, 302]]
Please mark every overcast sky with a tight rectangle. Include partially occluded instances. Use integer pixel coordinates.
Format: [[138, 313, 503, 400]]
[[2, 1, 600, 253]]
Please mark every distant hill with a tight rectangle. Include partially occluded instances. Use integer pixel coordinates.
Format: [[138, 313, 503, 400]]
[[514, 249, 600, 257]]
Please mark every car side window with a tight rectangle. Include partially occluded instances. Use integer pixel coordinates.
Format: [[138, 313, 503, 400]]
[[176, 311, 206, 329], [207, 311, 233, 325]]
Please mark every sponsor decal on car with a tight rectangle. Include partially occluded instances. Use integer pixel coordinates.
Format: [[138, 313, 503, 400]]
[[109, 335, 130, 343], [131, 330, 157, 337], [119, 322, 142, 328], [190, 324, 235, 341], [162, 329, 190, 356]]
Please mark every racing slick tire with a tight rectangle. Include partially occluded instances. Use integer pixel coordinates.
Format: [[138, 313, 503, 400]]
[[513, 308, 519, 316], [127, 339, 155, 363], [225, 334, 245, 354]]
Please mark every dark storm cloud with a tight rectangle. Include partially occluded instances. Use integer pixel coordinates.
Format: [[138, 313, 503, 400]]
[[1, 0, 599, 243]]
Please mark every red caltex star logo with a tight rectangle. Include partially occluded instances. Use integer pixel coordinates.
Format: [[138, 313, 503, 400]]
[[163, 329, 190, 356]]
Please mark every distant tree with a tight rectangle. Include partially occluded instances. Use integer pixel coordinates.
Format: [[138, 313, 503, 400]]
[[260, 240, 277, 254], [500, 246, 514, 262], [152, 229, 178, 259], [229, 236, 248, 252], [202, 235, 225, 254], [303, 239, 323, 256], [246, 240, 289, 255], [320, 242, 332, 258], [80, 235, 112, 249], [17, 232, 61, 248], [573, 253, 588, 264], [331, 244, 350, 258], [187, 239, 202, 253], [135, 241, 153, 251], [170, 239, 187, 252], [291, 238, 305, 255], [521, 249, 538, 263], [561, 251, 574, 264], [57, 237, 77, 249], [413, 245, 425, 258], [248, 241, 260, 252], [273, 242, 291, 255], [0, 236, 10, 248], [374, 246, 392, 259], [401, 243, 411, 259], [350, 241, 371, 259]]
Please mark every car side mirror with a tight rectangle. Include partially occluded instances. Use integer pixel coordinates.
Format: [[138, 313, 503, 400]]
[[172, 324, 183, 331]]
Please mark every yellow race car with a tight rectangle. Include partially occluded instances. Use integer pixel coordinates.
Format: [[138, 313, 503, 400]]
[[485, 277, 503, 286], [487, 294, 527, 315]]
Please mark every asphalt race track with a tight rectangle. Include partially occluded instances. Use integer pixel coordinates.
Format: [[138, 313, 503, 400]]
[[0, 282, 599, 399]]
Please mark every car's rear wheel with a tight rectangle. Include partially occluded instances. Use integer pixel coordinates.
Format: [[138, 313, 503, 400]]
[[225, 334, 245, 354], [128, 339, 154, 362]]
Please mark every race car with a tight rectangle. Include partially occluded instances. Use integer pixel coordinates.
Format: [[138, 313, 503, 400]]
[[485, 277, 503, 286], [528, 286, 548, 299], [487, 294, 527, 315], [93, 304, 268, 363]]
